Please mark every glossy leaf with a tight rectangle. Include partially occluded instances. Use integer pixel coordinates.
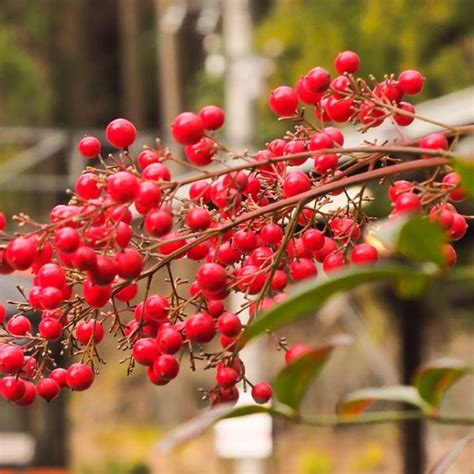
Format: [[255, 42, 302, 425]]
[[275, 335, 353, 411], [428, 433, 474, 474], [242, 264, 430, 343], [337, 386, 428, 417], [414, 358, 471, 408], [397, 216, 445, 266], [453, 157, 474, 200]]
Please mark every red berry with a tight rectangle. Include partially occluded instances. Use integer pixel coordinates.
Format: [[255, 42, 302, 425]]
[[268, 86, 298, 116], [7, 315, 32, 336], [351, 243, 379, 265], [54, 227, 81, 254], [285, 344, 310, 364], [39, 286, 63, 309], [419, 132, 448, 158], [0, 303, 6, 324], [144, 294, 169, 322], [75, 320, 105, 345], [185, 312, 215, 343], [172, 112, 204, 145], [37, 263, 66, 289], [393, 102, 415, 126], [142, 162, 171, 181], [50, 368, 68, 388], [216, 366, 239, 388], [144, 209, 173, 237], [75, 173, 101, 199], [133, 338, 160, 366], [72, 246, 97, 271], [271, 269, 288, 291], [37, 378, 60, 401], [135, 180, 162, 212], [323, 251, 348, 273], [306, 67, 331, 93], [323, 127, 344, 146], [0, 212, 6, 232], [157, 326, 183, 354], [234, 230, 258, 253], [185, 137, 217, 166], [39, 318, 63, 341], [199, 105, 225, 130], [442, 172, 467, 202], [187, 207, 212, 230], [66, 363, 95, 391], [443, 243, 457, 267], [197, 263, 227, 293], [302, 229, 325, 251], [252, 382, 272, 404], [290, 258, 317, 281], [153, 354, 180, 381], [296, 76, 323, 105], [334, 51, 360, 74], [89, 255, 117, 286], [83, 280, 112, 308], [314, 154, 338, 174], [388, 180, 413, 202], [15, 381, 37, 406], [107, 171, 138, 203], [0, 345, 24, 373], [115, 249, 144, 280], [394, 192, 421, 214], [235, 265, 266, 294], [375, 80, 404, 103], [137, 149, 160, 169], [1, 376, 26, 401], [448, 213, 467, 241], [283, 170, 311, 197], [261, 224, 283, 246], [189, 181, 211, 202], [105, 118, 137, 148], [6, 237, 37, 271], [217, 312, 242, 337], [398, 70, 424, 95], [325, 96, 354, 122], [78, 136, 101, 158]]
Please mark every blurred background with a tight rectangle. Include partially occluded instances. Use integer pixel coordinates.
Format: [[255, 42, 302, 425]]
[[0, 1, 473, 473]]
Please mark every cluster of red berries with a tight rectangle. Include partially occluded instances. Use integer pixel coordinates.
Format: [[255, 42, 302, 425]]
[[0, 51, 469, 408]]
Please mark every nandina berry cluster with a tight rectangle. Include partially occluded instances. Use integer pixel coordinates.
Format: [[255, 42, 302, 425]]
[[0, 51, 469, 407]]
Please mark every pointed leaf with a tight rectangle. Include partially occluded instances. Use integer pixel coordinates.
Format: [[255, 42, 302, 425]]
[[397, 216, 445, 266], [414, 358, 471, 408], [242, 264, 430, 343], [453, 157, 474, 200], [428, 433, 474, 474], [337, 386, 428, 418], [275, 335, 353, 411]]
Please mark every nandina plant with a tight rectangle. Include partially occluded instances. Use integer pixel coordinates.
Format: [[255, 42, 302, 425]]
[[0, 51, 472, 425]]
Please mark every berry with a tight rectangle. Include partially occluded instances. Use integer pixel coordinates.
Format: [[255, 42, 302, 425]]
[[66, 363, 95, 391], [271, 270, 288, 291], [234, 230, 258, 253], [393, 102, 415, 126], [269, 86, 298, 116], [107, 171, 138, 203], [142, 162, 171, 181], [199, 105, 225, 130], [153, 354, 180, 381], [306, 67, 331, 93], [236, 265, 266, 294], [78, 136, 101, 158], [144, 209, 173, 237], [442, 172, 467, 202], [187, 207, 212, 230], [83, 280, 112, 308], [398, 70, 424, 95], [0, 345, 24, 373], [302, 229, 325, 251], [105, 118, 137, 148], [7, 316, 32, 336], [283, 170, 311, 197], [39, 318, 63, 341], [132, 338, 160, 366], [388, 180, 413, 202], [394, 192, 421, 214], [419, 132, 448, 158], [6, 237, 37, 271], [144, 294, 169, 322], [1, 377, 26, 401], [37, 263, 66, 289], [157, 326, 183, 354], [290, 258, 317, 281], [261, 224, 283, 246], [334, 51, 360, 74], [135, 180, 162, 211], [252, 382, 272, 404], [351, 244, 379, 265], [75, 320, 105, 345], [185, 137, 217, 166], [185, 312, 215, 343], [37, 378, 60, 401], [50, 368, 68, 388], [15, 381, 37, 406], [0, 212, 6, 231], [314, 154, 338, 174], [0, 304, 6, 324], [216, 366, 239, 388], [443, 243, 457, 267], [323, 252, 348, 273], [172, 112, 204, 145], [217, 312, 242, 337], [89, 255, 117, 286], [296, 76, 323, 105], [55, 227, 81, 254], [285, 344, 310, 364], [115, 249, 144, 280]]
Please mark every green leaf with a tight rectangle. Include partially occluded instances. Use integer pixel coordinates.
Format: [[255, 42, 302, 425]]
[[241, 264, 431, 343], [274, 335, 353, 411], [395, 272, 430, 299], [397, 216, 445, 266], [453, 157, 474, 200], [221, 405, 292, 420], [414, 358, 471, 409], [428, 433, 474, 474], [337, 386, 428, 417]]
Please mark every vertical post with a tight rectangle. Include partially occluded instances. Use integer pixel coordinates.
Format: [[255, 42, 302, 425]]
[[399, 298, 426, 474]]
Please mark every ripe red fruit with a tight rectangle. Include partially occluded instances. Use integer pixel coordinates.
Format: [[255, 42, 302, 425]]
[[39, 318, 63, 341], [394, 192, 421, 214], [199, 105, 225, 130], [314, 154, 338, 174], [442, 172, 467, 202], [37, 263, 66, 289], [443, 243, 457, 267], [302, 229, 324, 251], [187, 207, 212, 230], [236, 265, 266, 294], [144, 294, 169, 322], [217, 312, 242, 337], [197, 263, 227, 293], [75, 320, 105, 345], [107, 171, 138, 203], [37, 378, 60, 401], [15, 381, 37, 406], [216, 242, 240, 266], [144, 209, 173, 237], [172, 112, 204, 145], [78, 136, 101, 158], [159, 232, 187, 256], [72, 246, 97, 271], [185, 137, 217, 166], [153, 354, 180, 381], [296, 76, 323, 105], [290, 258, 317, 281], [283, 170, 311, 197], [6, 237, 37, 271], [39, 286, 63, 309], [54, 227, 81, 254], [50, 368, 68, 388], [0, 303, 6, 324], [0, 345, 24, 373], [419, 132, 448, 158], [105, 118, 137, 148], [285, 343, 310, 364], [334, 51, 360, 74], [388, 180, 413, 202], [306, 67, 331, 93], [89, 255, 117, 286], [325, 96, 354, 122], [132, 338, 160, 366], [323, 251, 348, 273], [252, 382, 272, 404], [75, 173, 101, 199], [185, 312, 215, 343], [135, 180, 162, 211], [1, 376, 26, 401], [393, 102, 415, 126], [261, 224, 283, 246], [271, 269, 288, 291], [216, 366, 239, 388], [189, 180, 211, 202], [375, 80, 404, 103], [83, 280, 112, 308], [115, 249, 144, 280], [0, 212, 6, 231], [157, 326, 183, 354], [141, 162, 171, 181], [7, 315, 32, 336], [66, 363, 95, 391], [268, 86, 298, 116], [448, 213, 467, 241], [234, 230, 258, 253], [137, 149, 160, 169], [398, 70, 424, 95], [351, 244, 379, 265]]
